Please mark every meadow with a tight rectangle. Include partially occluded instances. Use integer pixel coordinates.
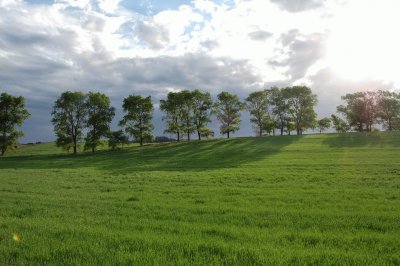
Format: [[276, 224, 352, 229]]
[[0, 132, 400, 265]]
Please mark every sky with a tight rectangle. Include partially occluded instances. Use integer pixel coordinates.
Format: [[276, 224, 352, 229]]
[[0, 0, 399, 142]]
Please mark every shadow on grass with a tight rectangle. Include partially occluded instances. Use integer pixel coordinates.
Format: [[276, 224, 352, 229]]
[[0, 136, 301, 173], [322, 132, 400, 148]]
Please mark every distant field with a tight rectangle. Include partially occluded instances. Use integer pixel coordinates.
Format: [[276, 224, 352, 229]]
[[1, 133, 400, 265]]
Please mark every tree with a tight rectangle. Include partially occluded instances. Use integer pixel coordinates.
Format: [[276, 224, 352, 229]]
[[120, 95, 154, 146], [85, 92, 115, 152], [286, 86, 318, 135], [192, 89, 213, 140], [214, 91, 244, 138], [0, 93, 30, 155], [376, 90, 400, 131], [245, 90, 271, 137], [317, 117, 331, 133], [331, 114, 349, 133], [337, 91, 378, 132], [160, 92, 183, 141], [269, 87, 289, 136], [108, 130, 129, 150], [179, 90, 195, 141], [52, 91, 87, 155]]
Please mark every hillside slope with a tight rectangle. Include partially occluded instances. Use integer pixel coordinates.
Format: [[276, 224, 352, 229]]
[[1, 133, 400, 265]]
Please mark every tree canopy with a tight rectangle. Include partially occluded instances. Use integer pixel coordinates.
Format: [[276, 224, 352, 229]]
[[85, 92, 115, 152], [120, 95, 154, 146], [214, 91, 244, 138], [0, 92, 30, 155], [52, 91, 87, 155]]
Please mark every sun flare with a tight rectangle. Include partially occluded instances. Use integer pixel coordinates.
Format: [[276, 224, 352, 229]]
[[326, 0, 400, 84]]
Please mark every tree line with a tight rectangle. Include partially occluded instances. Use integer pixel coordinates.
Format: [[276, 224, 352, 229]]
[[1, 88, 400, 155]]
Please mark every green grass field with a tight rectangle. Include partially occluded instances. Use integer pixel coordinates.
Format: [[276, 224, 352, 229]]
[[1, 133, 400, 265]]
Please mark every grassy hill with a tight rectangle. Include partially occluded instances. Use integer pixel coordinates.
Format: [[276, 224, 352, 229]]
[[1, 133, 400, 265]]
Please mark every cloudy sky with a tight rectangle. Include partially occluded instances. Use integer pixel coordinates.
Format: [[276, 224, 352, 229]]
[[1, 0, 399, 142]]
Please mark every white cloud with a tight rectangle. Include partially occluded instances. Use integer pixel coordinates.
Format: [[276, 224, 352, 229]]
[[98, 0, 122, 14], [1, 0, 400, 141]]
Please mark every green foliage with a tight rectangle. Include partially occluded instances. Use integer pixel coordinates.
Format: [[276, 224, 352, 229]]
[[0, 92, 30, 155], [192, 89, 213, 140], [52, 91, 87, 155], [199, 127, 214, 139], [245, 90, 272, 136], [214, 91, 244, 138], [85, 92, 115, 152], [376, 90, 400, 131], [269, 87, 290, 136], [160, 92, 183, 141], [108, 130, 129, 150], [331, 114, 349, 133], [317, 117, 331, 133], [285, 86, 318, 135], [120, 95, 154, 146], [1, 133, 400, 265], [337, 91, 378, 132], [179, 90, 196, 141]]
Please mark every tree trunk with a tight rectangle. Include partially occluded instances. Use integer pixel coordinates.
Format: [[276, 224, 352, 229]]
[[197, 130, 201, 140], [227, 131, 230, 138], [280, 125, 284, 136], [273, 129, 275, 136], [187, 131, 190, 141], [259, 127, 262, 137], [177, 131, 180, 142], [73, 130, 77, 155], [92, 127, 96, 152]]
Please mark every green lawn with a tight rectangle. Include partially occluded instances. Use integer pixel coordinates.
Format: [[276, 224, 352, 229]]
[[1, 133, 400, 265]]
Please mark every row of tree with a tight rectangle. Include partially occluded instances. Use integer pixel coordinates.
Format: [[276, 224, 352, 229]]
[[334, 90, 400, 132], [1, 88, 400, 156], [41, 86, 321, 155], [160, 86, 319, 141], [51, 91, 154, 155]]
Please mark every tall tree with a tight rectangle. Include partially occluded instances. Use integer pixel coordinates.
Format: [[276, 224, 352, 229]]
[[52, 91, 87, 155], [245, 90, 270, 137], [85, 92, 115, 152], [179, 90, 195, 141], [214, 91, 244, 138], [376, 90, 400, 131], [160, 92, 183, 141], [269, 87, 289, 136], [120, 95, 154, 146], [192, 89, 213, 140], [286, 86, 318, 135], [317, 117, 331, 133], [0, 93, 30, 155]]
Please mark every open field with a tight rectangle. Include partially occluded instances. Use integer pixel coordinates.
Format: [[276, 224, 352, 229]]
[[1, 133, 400, 265]]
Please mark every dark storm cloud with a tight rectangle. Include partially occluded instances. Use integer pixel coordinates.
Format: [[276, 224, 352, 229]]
[[270, 0, 326, 12], [0, 44, 261, 142]]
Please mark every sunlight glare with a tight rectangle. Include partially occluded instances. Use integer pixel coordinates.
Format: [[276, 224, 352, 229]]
[[326, 0, 400, 84]]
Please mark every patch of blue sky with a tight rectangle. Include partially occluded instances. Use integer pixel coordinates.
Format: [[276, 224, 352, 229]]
[[121, 0, 234, 15], [24, 0, 54, 5]]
